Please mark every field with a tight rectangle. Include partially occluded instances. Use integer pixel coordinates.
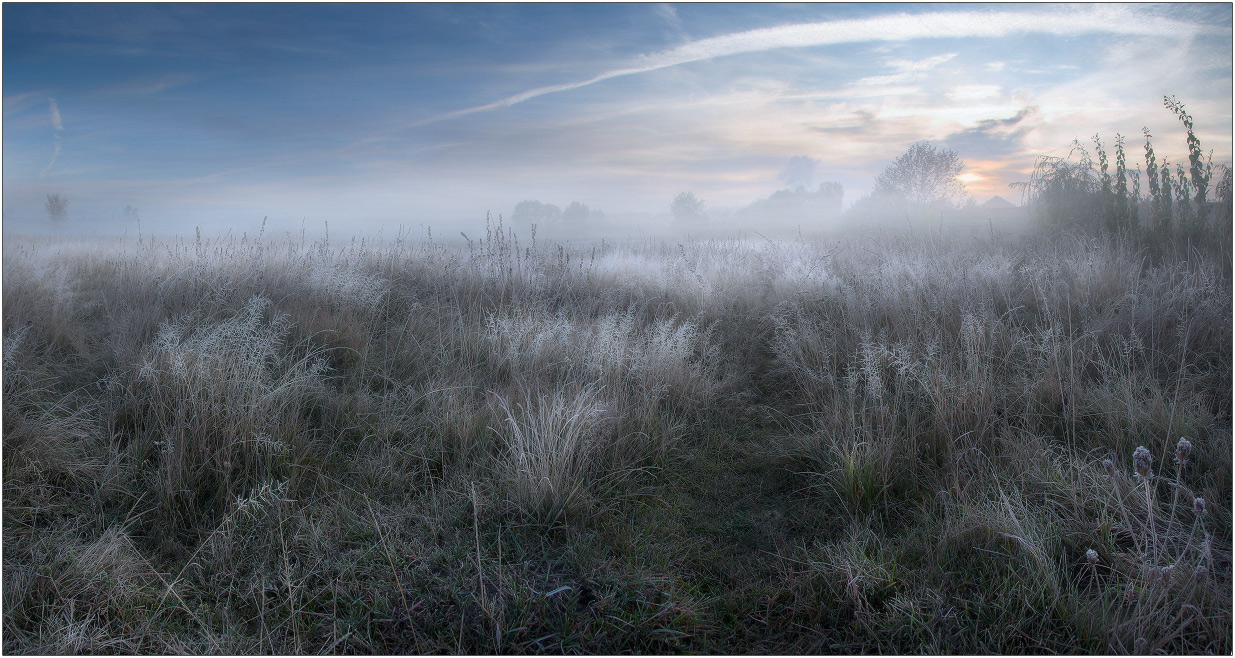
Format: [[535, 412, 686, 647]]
[[2, 222, 1231, 653]]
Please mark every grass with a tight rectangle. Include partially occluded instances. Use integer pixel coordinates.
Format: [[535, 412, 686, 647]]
[[2, 222, 1231, 654]]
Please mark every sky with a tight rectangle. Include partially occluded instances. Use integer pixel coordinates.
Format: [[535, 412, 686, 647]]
[[3, 2, 1232, 237]]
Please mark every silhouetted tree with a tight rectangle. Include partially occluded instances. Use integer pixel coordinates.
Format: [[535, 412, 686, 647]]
[[45, 193, 69, 225], [817, 182, 844, 209], [562, 201, 589, 222], [735, 182, 844, 224], [511, 200, 561, 224], [670, 192, 706, 226], [873, 142, 967, 208]]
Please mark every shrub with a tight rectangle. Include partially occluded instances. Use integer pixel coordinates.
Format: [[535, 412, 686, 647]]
[[1014, 97, 1231, 252]]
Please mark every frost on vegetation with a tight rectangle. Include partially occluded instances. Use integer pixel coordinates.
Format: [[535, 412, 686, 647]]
[[769, 305, 834, 392], [483, 308, 718, 400], [876, 254, 930, 288], [960, 311, 986, 359], [855, 338, 888, 402], [484, 311, 577, 372], [773, 256, 834, 292], [773, 305, 962, 409], [1089, 440, 1220, 651], [495, 386, 613, 523], [138, 295, 326, 394], [593, 249, 715, 300], [594, 252, 674, 291], [305, 262, 389, 313], [947, 485, 1062, 603], [199, 479, 292, 567], [644, 319, 706, 375], [813, 525, 897, 616], [968, 254, 1016, 284], [66, 527, 154, 599], [588, 239, 839, 302], [134, 296, 325, 525], [4, 323, 32, 372]]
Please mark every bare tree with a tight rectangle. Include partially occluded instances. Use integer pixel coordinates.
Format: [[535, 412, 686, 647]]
[[873, 142, 967, 208], [45, 193, 69, 225]]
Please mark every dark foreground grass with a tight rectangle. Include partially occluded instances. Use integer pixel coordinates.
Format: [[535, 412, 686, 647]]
[[3, 226, 1230, 653]]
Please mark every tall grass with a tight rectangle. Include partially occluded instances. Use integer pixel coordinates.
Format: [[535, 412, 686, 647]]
[[1014, 96, 1232, 256], [3, 220, 1230, 653], [495, 385, 613, 523]]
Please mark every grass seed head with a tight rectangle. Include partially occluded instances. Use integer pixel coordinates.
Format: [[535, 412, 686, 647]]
[[1194, 497, 1206, 517], [1132, 445, 1153, 480], [1175, 436, 1192, 468]]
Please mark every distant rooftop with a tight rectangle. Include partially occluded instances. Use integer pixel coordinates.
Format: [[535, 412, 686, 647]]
[[981, 195, 1017, 209]]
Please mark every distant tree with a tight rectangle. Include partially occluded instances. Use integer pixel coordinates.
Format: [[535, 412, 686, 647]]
[[561, 201, 590, 222], [45, 193, 69, 225], [670, 191, 706, 225], [872, 142, 967, 208], [122, 205, 140, 222], [816, 182, 844, 210], [511, 200, 561, 225], [735, 182, 844, 224]]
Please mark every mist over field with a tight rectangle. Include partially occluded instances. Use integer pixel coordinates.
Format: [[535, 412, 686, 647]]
[[4, 3, 1231, 239], [3, 3, 1233, 655]]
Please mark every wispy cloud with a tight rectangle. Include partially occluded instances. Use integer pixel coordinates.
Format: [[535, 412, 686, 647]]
[[48, 97, 63, 131], [655, 3, 688, 42], [40, 98, 64, 179], [854, 53, 957, 87], [947, 84, 1004, 103], [415, 5, 1214, 125], [884, 53, 958, 73], [106, 73, 197, 96]]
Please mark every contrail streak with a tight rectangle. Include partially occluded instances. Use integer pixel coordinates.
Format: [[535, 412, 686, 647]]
[[412, 6, 1211, 126], [40, 98, 64, 179]]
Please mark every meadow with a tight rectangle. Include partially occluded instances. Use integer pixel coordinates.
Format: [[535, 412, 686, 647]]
[[2, 214, 1230, 654]]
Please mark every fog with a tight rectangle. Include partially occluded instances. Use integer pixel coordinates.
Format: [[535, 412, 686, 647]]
[[2, 3, 1227, 243], [1, 181, 1033, 247], [4, 7, 1231, 653]]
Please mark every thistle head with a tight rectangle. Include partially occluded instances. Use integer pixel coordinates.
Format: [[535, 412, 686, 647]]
[[1086, 548, 1099, 565], [1194, 497, 1206, 517], [1175, 437, 1192, 468], [1132, 446, 1153, 480]]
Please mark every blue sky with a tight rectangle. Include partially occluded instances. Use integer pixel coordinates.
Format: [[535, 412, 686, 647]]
[[3, 3, 1231, 236]]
